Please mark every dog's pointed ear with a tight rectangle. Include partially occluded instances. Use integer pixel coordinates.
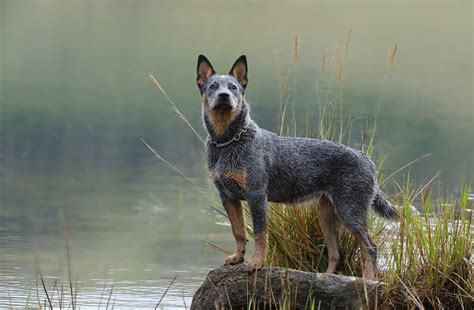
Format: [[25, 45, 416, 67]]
[[229, 55, 248, 89], [196, 55, 216, 91]]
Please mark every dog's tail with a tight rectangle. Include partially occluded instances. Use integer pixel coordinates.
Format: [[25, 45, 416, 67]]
[[372, 193, 399, 220]]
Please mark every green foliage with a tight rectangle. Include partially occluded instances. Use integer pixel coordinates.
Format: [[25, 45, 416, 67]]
[[382, 186, 472, 308], [248, 183, 472, 308]]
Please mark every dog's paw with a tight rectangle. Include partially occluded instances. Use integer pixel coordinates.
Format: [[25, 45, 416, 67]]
[[247, 257, 264, 272], [224, 254, 244, 265]]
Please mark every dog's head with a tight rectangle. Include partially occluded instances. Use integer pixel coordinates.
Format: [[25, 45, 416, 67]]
[[196, 55, 248, 114]]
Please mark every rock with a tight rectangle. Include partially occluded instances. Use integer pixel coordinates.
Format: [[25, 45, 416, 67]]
[[191, 264, 382, 309]]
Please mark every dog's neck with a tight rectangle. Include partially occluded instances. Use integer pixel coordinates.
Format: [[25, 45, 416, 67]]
[[203, 101, 250, 144]]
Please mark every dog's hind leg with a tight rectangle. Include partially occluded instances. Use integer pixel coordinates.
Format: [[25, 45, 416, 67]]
[[332, 197, 377, 279], [364, 235, 377, 278], [223, 200, 248, 265], [343, 219, 376, 279], [316, 195, 344, 273]]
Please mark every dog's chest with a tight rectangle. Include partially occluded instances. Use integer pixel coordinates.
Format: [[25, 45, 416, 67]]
[[208, 150, 247, 194]]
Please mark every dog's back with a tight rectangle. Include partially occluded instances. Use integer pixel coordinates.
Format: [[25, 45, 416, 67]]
[[253, 127, 377, 205]]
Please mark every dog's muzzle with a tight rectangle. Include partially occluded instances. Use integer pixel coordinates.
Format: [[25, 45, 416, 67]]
[[213, 93, 233, 112]]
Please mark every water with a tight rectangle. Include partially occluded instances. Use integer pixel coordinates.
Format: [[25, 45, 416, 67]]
[[1, 0, 472, 308], [0, 171, 231, 308]]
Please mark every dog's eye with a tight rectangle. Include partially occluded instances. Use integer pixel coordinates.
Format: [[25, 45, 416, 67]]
[[231, 85, 237, 90], [209, 84, 216, 90]]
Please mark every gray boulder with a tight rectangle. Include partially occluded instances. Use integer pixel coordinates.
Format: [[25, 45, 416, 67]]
[[191, 264, 382, 309]]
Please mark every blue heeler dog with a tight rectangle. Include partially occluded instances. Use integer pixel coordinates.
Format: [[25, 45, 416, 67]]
[[196, 55, 399, 279]]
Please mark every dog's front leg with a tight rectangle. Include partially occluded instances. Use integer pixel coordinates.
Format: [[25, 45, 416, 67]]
[[223, 200, 248, 265], [247, 193, 267, 272]]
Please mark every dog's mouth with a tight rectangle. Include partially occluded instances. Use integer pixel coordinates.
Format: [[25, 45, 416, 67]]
[[212, 101, 233, 113]]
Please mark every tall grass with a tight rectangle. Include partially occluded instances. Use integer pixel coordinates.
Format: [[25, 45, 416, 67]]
[[32, 214, 79, 309], [149, 32, 473, 308], [257, 181, 472, 308], [385, 186, 472, 308]]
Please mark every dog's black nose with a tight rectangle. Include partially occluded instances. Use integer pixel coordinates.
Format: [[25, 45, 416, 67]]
[[218, 93, 230, 99]]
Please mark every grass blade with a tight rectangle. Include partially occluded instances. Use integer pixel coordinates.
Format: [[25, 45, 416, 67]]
[[155, 275, 177, 309]]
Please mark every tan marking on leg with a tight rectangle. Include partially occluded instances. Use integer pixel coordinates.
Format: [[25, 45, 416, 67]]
[[223, 169, 247, 189], [201, 95, 243, 136], [317, 195, 343, 273], [209, 168, 219, 182], [248, 231, 267, 271], [361, 245, 375, 279], [224, 201, 247, 265]]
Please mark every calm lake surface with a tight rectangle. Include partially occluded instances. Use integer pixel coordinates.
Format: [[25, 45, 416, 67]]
[[1, 0, 472, 308]]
